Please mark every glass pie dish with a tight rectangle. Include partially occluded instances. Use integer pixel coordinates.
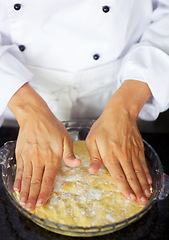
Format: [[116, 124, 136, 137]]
[[0, 120, 169, 237]]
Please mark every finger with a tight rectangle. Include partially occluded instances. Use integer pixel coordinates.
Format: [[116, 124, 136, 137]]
[[13, 160, 24, 192], [139, 150, 152, 185], [86, 140, 102, 173], [19, 158, 33, 207], [133, 164, 151, 200], [13, 145, 24, 192], [103, 156, 136, 201], [119, 153, 148, 205], [25, 166, 44, 211], [63, 137, 81, 167], [36, 166, 58, 207], [133, 151, 151, 199]]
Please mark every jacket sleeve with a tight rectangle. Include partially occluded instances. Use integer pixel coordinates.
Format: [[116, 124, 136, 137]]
[[118, 0, 169, 121], [0, 41, 33, 125]]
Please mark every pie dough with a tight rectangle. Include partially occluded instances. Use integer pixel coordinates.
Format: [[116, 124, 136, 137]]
[[15, 141, 144, 227]]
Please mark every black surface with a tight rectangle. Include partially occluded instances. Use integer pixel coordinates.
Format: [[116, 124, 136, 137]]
[[1, 126, 169, 240]]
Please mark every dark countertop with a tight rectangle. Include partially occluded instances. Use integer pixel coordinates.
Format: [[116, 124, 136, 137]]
[[1, 126, 169, 240]]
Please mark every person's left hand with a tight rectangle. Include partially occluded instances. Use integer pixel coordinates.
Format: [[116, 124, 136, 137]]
[[86, 109, 152, 205], [86, 81, 152, 205]]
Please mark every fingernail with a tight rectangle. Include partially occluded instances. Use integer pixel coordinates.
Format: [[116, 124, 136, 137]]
[[148, 178, 152, 184], [20, 197, 26, 206], [89, 166, 95, 174], [141, 197, 147, 203], [129, 193, 136, 200], [14, 184, 19, 191], [90, 163, 96, 168], [25, 203, 32, 210], [89, 162, 99, 172], [36, 198, 43, 206], [145, 189, 150, 197]]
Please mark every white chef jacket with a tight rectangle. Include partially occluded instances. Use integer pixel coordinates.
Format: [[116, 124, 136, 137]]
[[0, 0, 169, 125]]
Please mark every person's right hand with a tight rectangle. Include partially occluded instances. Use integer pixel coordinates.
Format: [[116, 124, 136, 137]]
[[8, 83, 81, 211]]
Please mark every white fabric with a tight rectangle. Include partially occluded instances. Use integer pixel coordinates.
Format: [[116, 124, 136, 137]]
[[28, 59, 122, 120], [118, 43, 169, 120], [0, 0, 169, 124]]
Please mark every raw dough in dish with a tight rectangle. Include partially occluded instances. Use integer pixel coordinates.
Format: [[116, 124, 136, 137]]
[[16, 141, 144, 227], [31, 141, 144, 227]]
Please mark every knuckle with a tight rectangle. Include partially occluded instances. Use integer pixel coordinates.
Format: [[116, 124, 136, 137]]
[[134, 168, 143, 175], [23, 175, 32, 181], [31, 178, 41, 185], [90, 156, 101, 162], [126, 174, 136, 182], [17, 167, 23, 172], [16, 167, 23, 174], [113, 173, 125, 183], [43, 176, 55, 184], [64, 152, 74, 160]]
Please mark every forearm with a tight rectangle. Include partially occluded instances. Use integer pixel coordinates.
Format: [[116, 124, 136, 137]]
[[104, 80, 152, 119]]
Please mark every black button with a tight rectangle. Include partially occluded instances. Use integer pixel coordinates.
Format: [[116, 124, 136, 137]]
[[102, 6, 110, 13], [19, 45, 26, 52], [14, 3, 21, 11], [93, 54, 100, 60]]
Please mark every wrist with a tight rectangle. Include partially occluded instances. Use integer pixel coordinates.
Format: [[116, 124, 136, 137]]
[[104, 80, 152, 119], [8, 83, 50, 126]]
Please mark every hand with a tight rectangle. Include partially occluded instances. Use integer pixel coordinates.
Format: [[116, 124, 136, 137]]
[[8, 84, 81, 210], [86, 80, 152, 205]]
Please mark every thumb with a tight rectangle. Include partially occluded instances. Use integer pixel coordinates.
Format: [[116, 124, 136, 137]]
[[86, 141, 102, 173], [63, 138, 81, 167]]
